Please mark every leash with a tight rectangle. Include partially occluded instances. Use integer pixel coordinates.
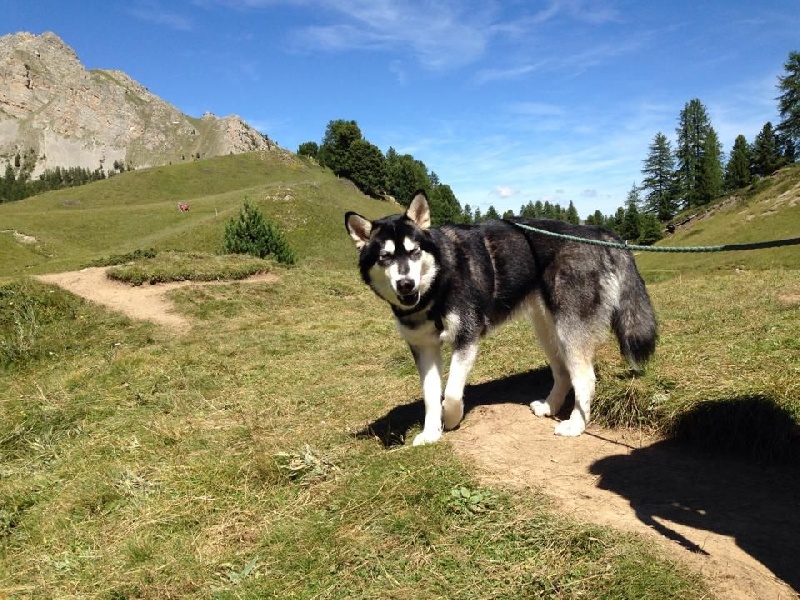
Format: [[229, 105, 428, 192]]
[[512, 221, 800, 253]]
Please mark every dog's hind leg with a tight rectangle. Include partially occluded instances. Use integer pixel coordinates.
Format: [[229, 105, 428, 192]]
[[553, 332, 597, 437], [442, 342, 479, 430], [411, 345, 444, 446], [529, 303, 571, 419]]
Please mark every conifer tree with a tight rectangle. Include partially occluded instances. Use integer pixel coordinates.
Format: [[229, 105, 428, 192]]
[[724, 134, 752, 190], [619, 184, 642, 241], [675, 98, 714, 208], [776, 50, 800, 159], [565, 200, 580, 224], [752, 122, 782, 177], [697, 127, 723, 204], [641, 132, 678, 221]]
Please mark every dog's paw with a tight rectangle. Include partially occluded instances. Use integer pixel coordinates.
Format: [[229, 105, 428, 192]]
[[442, 399, 464, 430], [530, 400, 553, 417], [554, 418, 585, 437], [412, 429, 442, 446]]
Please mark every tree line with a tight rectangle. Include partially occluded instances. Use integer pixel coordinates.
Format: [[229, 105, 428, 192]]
[[0, 149, 130, 203]]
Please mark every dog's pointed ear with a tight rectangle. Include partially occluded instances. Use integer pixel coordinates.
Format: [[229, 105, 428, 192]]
[[406, 191, 431, 229], [345, 211, 372, 250]]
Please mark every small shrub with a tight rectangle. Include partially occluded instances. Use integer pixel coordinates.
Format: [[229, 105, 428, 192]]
[[222, 199, 296, 265]]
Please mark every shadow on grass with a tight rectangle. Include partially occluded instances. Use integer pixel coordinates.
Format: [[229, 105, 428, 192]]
[[590, 396, 800, 593], [354, 367, 559, 447]]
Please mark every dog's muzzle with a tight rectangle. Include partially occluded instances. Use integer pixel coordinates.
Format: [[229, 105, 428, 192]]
[[396, 279, 419, 307]]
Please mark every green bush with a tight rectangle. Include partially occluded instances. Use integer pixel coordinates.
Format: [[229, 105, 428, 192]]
[[222, 199, 296, 265]]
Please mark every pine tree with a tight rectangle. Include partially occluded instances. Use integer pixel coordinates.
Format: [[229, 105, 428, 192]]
[[641, 132, 678, 221], [638, 214, 663, 245], [565, 200, 580, 224], [485, 205, 500, 220], [697, 127, 723, 204], [675, 98, 714, 209], [619, 184, 642, 241], [776, 50, 800, 159], [724, 134, 752, 190], [222, 199, 296, 265], [752, 122, 782, 177]]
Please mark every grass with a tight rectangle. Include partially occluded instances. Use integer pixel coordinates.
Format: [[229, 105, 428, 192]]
[[105, 251, 275, 285], [0, 270, 710, 599], [1, 152, 799, 597], [0, 152, 390, 279], [637, 163, 800, 281]]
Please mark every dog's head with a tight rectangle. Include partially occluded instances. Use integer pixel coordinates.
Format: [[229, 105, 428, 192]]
[[345, 192, 438, 309]]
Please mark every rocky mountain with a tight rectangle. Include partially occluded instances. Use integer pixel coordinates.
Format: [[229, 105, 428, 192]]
[[0, 31, 275, 177]]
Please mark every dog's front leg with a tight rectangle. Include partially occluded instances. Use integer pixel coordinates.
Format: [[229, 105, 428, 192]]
[[442, 342, 478, 430], [410, 344, 443, 446]]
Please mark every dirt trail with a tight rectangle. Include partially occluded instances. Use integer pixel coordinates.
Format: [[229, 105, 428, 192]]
[[451, 403, 799, 600], [36, 267, 277, 333], [37, 269, 799, 599]]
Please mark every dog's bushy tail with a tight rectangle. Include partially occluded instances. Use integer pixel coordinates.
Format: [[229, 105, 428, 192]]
[[612, 264, 657, 373]]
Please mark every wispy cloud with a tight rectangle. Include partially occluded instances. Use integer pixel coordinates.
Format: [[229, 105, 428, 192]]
[[204, 0, 626, 71], [492, 185, 519, 199], [129, 1, 193, 31], [473, 62, 548, 85], [292, 2, 492, 69]]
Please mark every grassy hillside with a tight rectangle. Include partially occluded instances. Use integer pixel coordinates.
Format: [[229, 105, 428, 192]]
[[1, 154, 798, 597], [637, 163, 800, 281], [0, 151, 391, 278]]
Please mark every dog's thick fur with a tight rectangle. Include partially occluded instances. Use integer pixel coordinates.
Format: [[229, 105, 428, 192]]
[[345, 192, 657, 445]]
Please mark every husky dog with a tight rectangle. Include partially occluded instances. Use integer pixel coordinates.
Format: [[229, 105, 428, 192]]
[[345, 192, 657, 445]]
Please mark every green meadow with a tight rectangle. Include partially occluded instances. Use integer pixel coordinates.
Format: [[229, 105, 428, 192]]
[[0, 152, 798, 598]]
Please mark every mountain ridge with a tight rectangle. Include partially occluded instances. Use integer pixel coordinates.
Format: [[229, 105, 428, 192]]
[[0, 31, 276, 177]]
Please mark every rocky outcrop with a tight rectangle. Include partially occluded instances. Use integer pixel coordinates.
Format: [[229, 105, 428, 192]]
[[0, 31, 275, 177]]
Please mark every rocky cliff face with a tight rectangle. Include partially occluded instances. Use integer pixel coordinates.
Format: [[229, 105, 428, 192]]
[[0, 31, 275, 177]]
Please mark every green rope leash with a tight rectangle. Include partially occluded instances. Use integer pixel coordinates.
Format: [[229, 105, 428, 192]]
[[512, 222, 800, 253]]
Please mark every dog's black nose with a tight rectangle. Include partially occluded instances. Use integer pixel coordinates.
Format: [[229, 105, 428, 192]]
[[396, 278, 416, 295]]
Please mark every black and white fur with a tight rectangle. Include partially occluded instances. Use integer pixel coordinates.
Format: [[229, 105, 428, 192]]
[[345, 192, 657, 445]]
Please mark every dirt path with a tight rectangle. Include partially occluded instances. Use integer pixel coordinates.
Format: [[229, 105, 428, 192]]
[[37, 269, 799, 599], [36, 267, 277, 333], [451, 403, 799, 600]]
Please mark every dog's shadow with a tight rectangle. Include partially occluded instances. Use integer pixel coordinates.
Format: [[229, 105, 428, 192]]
[[589, 396, 800, 592], [354, 367, 559, 447]]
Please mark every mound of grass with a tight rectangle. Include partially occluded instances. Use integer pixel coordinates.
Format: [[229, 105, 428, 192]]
[[105, 251, 274, 285], [88, 247, 158, 267]]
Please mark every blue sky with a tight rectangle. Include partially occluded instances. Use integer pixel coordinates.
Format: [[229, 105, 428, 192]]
[[4, 1, 799, 217]]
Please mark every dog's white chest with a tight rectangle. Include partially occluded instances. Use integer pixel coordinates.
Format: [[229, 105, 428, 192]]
[[396, 312, 460, 347]]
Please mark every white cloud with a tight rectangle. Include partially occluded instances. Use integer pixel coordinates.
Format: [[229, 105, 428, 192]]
[[129, 1, 193, 30], [492, 185, 519, 198]]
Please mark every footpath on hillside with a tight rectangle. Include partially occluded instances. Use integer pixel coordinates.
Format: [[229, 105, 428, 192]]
[[36, 268, 800, 600]]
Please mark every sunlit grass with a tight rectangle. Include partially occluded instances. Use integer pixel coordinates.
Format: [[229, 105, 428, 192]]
[[2, 153, 799, 597]]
